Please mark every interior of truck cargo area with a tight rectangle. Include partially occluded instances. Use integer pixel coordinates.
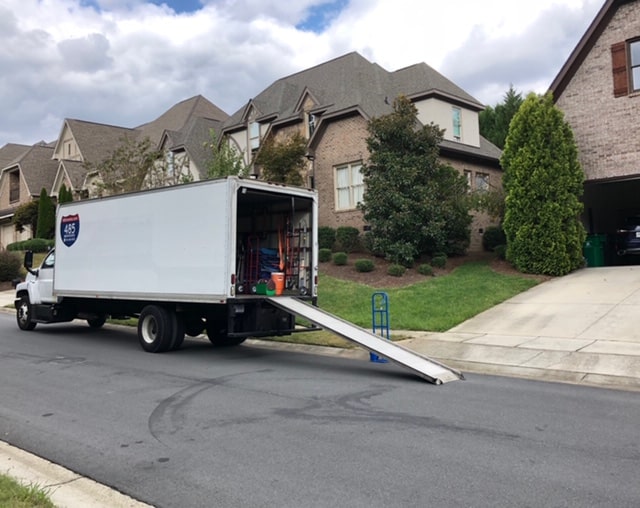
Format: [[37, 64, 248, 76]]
[[235, 187, 315, 298]]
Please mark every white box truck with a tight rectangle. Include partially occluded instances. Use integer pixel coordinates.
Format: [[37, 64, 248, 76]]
[[15, 177, 318, 352], [14, 176, 463, 383]]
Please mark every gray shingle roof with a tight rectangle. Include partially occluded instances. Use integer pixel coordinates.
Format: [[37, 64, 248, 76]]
[[137, 95, 229, 147], [3, 143, 58, 196], [63, 119, 136, 165], [223, 51, 498, 163], [223, 52, 484, 131], [0, 143, 31, 170]]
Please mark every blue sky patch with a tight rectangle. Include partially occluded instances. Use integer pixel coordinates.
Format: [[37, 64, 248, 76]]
[[297, 0, 348, 33]]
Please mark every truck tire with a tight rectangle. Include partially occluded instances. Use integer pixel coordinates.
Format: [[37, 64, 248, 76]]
[[206, 321, 246, 347], [138, 305, 174, 353], [168, 313, 185, 351], [16, 294, 37, 331], [183, 315, 206, 337], [87, 315, 107, 328]]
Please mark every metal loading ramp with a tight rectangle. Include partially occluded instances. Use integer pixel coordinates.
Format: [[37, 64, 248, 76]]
[[268, 297, 464, 384]]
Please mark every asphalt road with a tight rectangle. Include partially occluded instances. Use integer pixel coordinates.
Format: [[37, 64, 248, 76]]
[[1, 312, 639, 508]]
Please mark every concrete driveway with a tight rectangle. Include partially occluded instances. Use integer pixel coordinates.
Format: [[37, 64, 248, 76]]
[[402, 266, 640, 390]]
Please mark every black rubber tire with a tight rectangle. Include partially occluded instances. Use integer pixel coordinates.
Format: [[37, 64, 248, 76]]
[[138, 306, 173, 353], [87, 315, 107, 329], [168, 313, 185, 351], [206, 320, 246, 347], [183, 315, 206, 337], [16, 294, 37, 331]]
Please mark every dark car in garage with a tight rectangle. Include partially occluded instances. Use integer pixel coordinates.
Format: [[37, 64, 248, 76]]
[[616, 216, 640, 256]]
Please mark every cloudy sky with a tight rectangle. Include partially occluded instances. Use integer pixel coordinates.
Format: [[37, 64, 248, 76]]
[[1, 0, 605, 148]]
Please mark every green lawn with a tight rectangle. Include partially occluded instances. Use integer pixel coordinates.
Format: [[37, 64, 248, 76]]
[[316, 261, 538, 332]]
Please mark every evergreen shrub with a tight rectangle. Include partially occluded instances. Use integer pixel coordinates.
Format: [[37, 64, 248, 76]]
[[332, 252, 348, 266], [354, 259, 374, 272]]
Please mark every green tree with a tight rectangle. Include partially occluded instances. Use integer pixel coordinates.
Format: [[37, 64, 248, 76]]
[[58, 184, 74, 204], [84, 136, 189, 196], [360, 95, 472, 266], [12, 200, 39, 236], [501, 93, 585, 276], [36, 188, 55, 239], [479, 85, 524, 149], [255, 132, 307, 186], [205, 129, 248, 178]]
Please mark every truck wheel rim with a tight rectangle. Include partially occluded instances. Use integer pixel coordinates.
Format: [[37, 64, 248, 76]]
[[18, 302, 29, 325], [141, 316, 158, 345]]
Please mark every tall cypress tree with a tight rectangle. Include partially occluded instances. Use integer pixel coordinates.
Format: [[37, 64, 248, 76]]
[[501, 93, 585, 275], [36, 188, 55, 239]]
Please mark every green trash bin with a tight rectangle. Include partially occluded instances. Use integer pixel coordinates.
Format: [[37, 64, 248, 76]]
[[583, 234, 605, 267]]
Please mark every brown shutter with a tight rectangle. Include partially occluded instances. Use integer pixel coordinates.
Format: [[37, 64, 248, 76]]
[[611, 41, 628, 97]]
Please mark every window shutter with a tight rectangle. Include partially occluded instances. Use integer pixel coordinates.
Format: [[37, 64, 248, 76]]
[[611, 41, 628, 97]]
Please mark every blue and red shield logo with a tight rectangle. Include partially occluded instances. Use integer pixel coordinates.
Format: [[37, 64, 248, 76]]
[[60, 214, 80, 247]]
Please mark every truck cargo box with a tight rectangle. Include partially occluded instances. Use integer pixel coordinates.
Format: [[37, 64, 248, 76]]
[[54, 177, 317, 303]]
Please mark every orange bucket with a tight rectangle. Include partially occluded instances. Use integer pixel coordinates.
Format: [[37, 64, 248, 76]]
[[271, 272, 285, 296]]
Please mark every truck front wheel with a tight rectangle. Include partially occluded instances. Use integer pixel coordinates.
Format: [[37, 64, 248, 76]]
[[16, 295, 37, 331], [138, 305, 174, 353]]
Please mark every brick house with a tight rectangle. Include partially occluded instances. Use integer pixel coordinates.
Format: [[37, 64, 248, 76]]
[[222, 52, 502, 252], [549, 0, 640, 238]]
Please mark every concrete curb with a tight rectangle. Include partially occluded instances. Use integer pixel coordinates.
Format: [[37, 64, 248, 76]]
[[0, 441, 151, 508]]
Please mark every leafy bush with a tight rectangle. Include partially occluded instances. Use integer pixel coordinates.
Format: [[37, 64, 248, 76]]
[[318, 227, 336, 250], [332, 252, 348, 266], [7, 238, 54, 253], [482, 225, 507, 252], [387, 264, 405, 277], [319, 248, 332, 263], [494, 244, 507, 260], [335, 226, 360, 253], [354, 259, 374, 272], [417, 263, 433, 276], [431, 254, 447, 268], [0, 250, 21, 281]]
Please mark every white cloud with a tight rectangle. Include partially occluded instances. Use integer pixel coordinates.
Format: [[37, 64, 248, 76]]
[[0, 0, 605, 147]]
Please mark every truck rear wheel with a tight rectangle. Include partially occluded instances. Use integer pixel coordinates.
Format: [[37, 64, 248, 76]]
[[16, 294, 37, 331], [87, 315, 107, 328], [138, 305, 174, 353], [183, 315, 206, 337], [206, 321, 246, 347]]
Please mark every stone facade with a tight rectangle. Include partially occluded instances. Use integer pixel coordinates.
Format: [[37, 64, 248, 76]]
[[555, 2, 640, 182]]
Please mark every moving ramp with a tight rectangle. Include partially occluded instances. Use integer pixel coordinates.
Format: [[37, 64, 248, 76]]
[[268, 297, 464, 384]]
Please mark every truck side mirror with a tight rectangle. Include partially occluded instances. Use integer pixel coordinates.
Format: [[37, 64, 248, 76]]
[[24, 250, 38, 276]]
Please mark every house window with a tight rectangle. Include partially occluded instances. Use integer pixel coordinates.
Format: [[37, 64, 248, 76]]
[[308, 114, 316, 136], [463, 170, 472, 192], [452, 107, 462, 141], [9, 170, 19, 203], [631, 39, 640, 92], [611, 39, 640, 97], [475, 172, 490, 192], [249, 122, 260, 150], [335, 162, 364, 210]]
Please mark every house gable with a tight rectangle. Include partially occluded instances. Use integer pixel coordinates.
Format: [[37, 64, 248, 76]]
[[550, 0, 640, 181]]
